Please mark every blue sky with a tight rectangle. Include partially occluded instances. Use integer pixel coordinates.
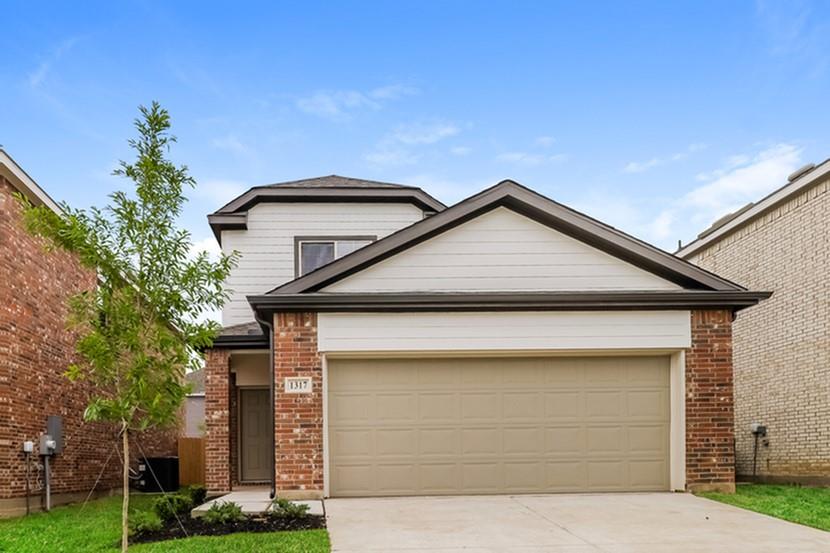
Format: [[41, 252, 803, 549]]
[[2, 1, 829, 254]]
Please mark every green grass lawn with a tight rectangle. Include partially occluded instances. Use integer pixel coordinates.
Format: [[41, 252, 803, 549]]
[[0, 494, 330, 553], [699, 484, 830, 532]]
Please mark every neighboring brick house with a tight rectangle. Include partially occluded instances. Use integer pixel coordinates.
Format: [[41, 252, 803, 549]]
[[679, 160, 830, 484], [0, 150, 176, 516], [183, 370, 205, 437], [203, 176, 768, 499]]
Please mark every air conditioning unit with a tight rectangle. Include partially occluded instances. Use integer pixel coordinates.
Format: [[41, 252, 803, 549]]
[[134, 457, 179, 492]]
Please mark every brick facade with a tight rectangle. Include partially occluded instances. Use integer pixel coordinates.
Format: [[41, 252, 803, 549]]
[[273, 312, 323, 498], [0, 175, 177, 516], [204, 308, 738, 496], [685, 309, 735, 492], [204, 348, 232, 492], [687, 176, 830, 482]]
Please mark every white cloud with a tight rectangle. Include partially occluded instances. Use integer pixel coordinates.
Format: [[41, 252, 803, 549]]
[[574, 143, 802, 251], [365, 120, 460, 167], [194, 179, 249, 207], [535, 136, 556, 147], [392, 121, 459, 145], [658, 143, 800, 246], [211, 134, 254, 158], [296, 83, 418, 120], [364, 148, 419, 166], [450, 146, 472, 156], [682, 143, 800, 215], [189, 236, 222, 261], [402, 174, 498, 205], [623, 143, 708, 173], [27, 37, 78, 89], [368, 84, 419, 100], [495, 151, 568, 166]]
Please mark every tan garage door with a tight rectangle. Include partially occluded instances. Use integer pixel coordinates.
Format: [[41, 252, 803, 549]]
[[328, 356, 670, 497]]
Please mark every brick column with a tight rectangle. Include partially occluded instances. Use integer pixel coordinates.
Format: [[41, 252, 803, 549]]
[[204, 348, 232, 493], [686, 309, 736, 492], [273, 312, 323, 499]]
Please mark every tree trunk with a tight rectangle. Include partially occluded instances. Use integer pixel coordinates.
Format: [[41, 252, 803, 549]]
[[122, 424, 129, 552]]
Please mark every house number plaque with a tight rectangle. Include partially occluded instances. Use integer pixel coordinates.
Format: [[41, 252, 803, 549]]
[[284, 376, 312, 394]]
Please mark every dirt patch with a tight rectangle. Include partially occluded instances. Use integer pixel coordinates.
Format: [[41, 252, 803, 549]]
[[130, 514, 326, 544]]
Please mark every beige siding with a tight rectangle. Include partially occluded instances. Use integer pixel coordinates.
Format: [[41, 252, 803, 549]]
[[318, 311, 691, 352], [687, 176, 830, 478], [327, 356, 670, 496], [325, 207, 680, 293], [221, 202, 424, 325]]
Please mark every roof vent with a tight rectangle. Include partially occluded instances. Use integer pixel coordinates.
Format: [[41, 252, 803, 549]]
[[788, 163, 816, 183]]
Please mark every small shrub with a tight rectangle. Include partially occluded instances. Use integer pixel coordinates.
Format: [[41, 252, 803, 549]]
[[180, 484, 207, 506], [271, 497, 310, 518], [128, 511, 162, 536], [152, 493, 193, 522], [202, 501, 245, 525]]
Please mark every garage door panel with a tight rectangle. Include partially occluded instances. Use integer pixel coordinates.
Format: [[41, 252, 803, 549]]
[[628, 424, 669, 454], [585, 391, 623, 418], [377, 464, 417, 493], [627, 390, 669, 418], [503, 392, 543, 419], [462, 462, 502, 491], [546, 461, 588, 490], [328, 356, 670, 496], [420, 463, 459, 492], [587, 460, 625, 490], [376, 393, 417, 422], [376, 429, 417, 456], [331, 429, 373, 458], [586, 425, 624, 454], [419, 392, 460, 421], [505, 461, 543, 490], [461, 393, 500, 420], [419, 428, 459, 456], [461, 428, 501, 455], [630, 460, 668, 488], [545, 392, 582, 419], [545, 426, 585, 454]]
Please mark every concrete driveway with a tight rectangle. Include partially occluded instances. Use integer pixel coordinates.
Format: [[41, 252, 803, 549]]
[[325, 493, 830, 553]]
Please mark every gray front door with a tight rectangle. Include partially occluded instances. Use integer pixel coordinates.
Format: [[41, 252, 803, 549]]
[[240, 388, 270, 482]]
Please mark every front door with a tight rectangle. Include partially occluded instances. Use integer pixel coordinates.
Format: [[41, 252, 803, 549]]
[[240, 388, 270, 482]]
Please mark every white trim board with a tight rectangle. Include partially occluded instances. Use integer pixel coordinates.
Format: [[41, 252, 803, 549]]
[[318, 311, 692, 353]]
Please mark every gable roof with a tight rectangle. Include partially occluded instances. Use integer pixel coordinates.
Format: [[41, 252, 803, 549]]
[[0, 149, 63, 214], [207, 175, 446, 243], [267, 179, 747, 296], [678, 158, 830, 258]]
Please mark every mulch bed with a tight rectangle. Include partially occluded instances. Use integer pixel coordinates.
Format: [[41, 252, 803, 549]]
[[130, 514, 326, 544]]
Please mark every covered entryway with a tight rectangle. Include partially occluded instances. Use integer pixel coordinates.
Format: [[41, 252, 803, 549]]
[[327, 355, 670, 497], [239, 388, 270, 482]]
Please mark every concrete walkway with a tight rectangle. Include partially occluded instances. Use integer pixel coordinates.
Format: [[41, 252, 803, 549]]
[[191, 487, 324, 517], [326, 493, 830, 553]]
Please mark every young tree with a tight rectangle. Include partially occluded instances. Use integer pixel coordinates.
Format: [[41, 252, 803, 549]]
[[19, 102, 237, 551]]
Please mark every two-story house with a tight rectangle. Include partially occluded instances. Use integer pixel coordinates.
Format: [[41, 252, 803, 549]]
[[679, 160, 830, 485], [203, 175, 768, 499], [0, 150, 177, 516]]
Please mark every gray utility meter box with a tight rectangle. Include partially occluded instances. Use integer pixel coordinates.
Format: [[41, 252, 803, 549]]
[[46, 416, 63, 454]]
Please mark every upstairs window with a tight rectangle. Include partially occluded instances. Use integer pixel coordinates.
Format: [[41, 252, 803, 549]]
[[296, 236, 375, 276]]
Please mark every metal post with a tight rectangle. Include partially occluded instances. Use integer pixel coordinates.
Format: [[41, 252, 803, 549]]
[[43, 455, 51, 512]]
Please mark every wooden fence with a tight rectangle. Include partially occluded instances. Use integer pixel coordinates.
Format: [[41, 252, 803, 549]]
[[178, 437, 205, 486]]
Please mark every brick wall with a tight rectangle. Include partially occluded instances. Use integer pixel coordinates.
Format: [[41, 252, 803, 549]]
[[688, 177, 830, 481], [204, 348, 231, 492], [0, 176, 177, 516], [685, 309, 735, 492], [273, 312, 323, 498]]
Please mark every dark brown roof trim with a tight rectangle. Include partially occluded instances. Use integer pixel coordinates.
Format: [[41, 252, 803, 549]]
[[208, 187, 446, 244], [249, 290, 771, 314], [210, 333, 269, 349], [269, 180, 746, 295]]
